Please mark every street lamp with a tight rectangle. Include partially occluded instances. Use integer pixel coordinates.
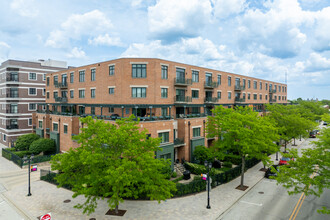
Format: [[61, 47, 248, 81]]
[[23, 154, 34, 196], [204, 160, 212, 209]]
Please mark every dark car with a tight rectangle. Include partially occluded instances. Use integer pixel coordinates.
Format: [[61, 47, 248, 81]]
[[309, 131, 316, 138], [279, 157, 294, 165], [324, 122, 328, 126], [265, 165, 279, 178]]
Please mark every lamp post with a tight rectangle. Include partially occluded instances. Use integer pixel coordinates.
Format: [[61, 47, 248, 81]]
[[204, 160, 212, 209], [23, 154, 34, 196]]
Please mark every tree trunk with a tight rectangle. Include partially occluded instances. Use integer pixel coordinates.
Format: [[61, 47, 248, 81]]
[[240, 155, 245, 188], [284, 140, 287, 153], [115, 204, 119, 214], [293, 138, 296, 146]]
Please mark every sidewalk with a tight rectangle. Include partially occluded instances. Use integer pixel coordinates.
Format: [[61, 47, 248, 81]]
[[2, 138, 306, 220]]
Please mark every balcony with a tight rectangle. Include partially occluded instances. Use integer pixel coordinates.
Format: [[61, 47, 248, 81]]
[[46, 128, 50, 134], [6, 93, 19, 98], [174, 95, 192, 103], [6, 76, 19, 82], [6, 109, 19, 114], [204, 97, 218, 103], [174, 138, 185, 146], [55, 97, 68, 103], [204, 81, 218, 89], [235, 97, 246, 103], [269, 89, 276, 93], [174, 77, 192, 86], [55, 82, 68, 89], [234, 84, 245, 91], [7, 125, 18, 129], [269, 99, 277, 103]]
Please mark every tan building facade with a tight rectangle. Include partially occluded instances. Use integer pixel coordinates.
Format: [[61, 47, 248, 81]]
[[33, 58, 287, 165]]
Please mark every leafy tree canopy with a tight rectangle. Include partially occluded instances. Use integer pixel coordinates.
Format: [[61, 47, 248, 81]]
[[15, 133, 40, 151], [50, 115, 176, 215], [29, 138, 56, 155]]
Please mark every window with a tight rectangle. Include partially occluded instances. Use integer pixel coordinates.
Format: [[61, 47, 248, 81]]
[[260, 94, 262, 100], [10, 104, 18, 113], [279, 85, 281, 92], [29, 103, 36, 110], [79, 70, 85, 82], [254, 94, 257, 100], [243, 93, 246, 100], [192, 107, 200, 114], [109, 107, 114, 113], [228, 76, 231, 86], [248, 93, 251, 100], [132, 87, 146, 98], [53, 91, 58, 98], [260, 82, 262, 90], [265, 83, 268, 91], [161, 88, 168, 98], [161, 65, 168, 79], [158, 132, 169, 143], [217, 91, 221, 99], [70, 72, 74, 83], [46, 92, 49, 99], [47, 77, 50, 86], [132, 64, 146, 78], [28, 118, 32, 126], [279, 96, 281, 100], [109, 88, 114, 94], [243, 79, 246, 88], [217, 75, 221, 86], [193, 127, 201, 137], [64, 125, 68, 134], [29, 88, 36, 95], [79, 90, 85, 98], [54, 75, 58, 85], [70, 90, 74, 98], [91, 89, 95, 98], [265, 94, 268, 100], [91, 107, 95, 115], [3, 134, 6, 142], [91, 69, 96, 81], [39, 120, 43, 128], [43, 74, 46, 81], [161, 108, 168, 116], [275, 85, 277, 92], [248, 80, 251, 88], [29, 72, 36, 80], [192, 71, 199, 82], [228, 91, 231, 99], [192, 90, 199, 98], [253, 81, 257, 89], [53, 123, 58, 132], [109, 65, 115, 75]]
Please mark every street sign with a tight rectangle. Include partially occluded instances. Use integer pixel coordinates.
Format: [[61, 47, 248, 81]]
[[30, 165, 37, 172], [40, 213, 51, 220]]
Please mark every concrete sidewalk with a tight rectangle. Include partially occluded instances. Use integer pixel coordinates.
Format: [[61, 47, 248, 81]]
[[2, 138, 307, 220]]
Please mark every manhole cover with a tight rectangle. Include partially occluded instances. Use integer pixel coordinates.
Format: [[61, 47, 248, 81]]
[[63, 199, 71, 203], [258, 192, 264, 194]]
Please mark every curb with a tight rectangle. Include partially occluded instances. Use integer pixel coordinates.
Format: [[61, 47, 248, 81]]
[[1, 193, 35, 220]]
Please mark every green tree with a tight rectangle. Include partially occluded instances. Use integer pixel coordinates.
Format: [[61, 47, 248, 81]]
[[193, 145, 214, 164], [207, 106, 279, 189], [29, 139, 56, 155], [50, 116, 176, 215], [321, 113, 330, 123], [15, 133, 40, 151], [274, 128, 330, 214]]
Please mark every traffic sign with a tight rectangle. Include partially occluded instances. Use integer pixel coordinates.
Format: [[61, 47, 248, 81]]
[[30, 165, 37, 172], [40, 213, 51, 220]]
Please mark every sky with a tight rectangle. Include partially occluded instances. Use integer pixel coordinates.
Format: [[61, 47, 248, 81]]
[[0, 0, 330, 100]]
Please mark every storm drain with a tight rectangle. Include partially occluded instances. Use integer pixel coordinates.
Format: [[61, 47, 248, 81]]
[[63, 199, 71, 203], [258, 191, 264, 194]]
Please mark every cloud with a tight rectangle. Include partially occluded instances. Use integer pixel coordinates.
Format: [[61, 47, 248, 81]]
[[148, 0, 212, 42], [0, 42, 11, 62], [312, 7, 330, 52], [88, 34, 124, 47], [66, 47, 86, 59], [304, 53, 330, 72], [10, 0, 38, 17], [45, 10, 113, 48], [212, 0, 247, 19]]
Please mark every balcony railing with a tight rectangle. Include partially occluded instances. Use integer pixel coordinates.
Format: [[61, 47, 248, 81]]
[[55, 82, 68, 89], [174, 138, 185, 146], [234, 84, 245, 91], [269, 99, 277, 103], [174, 77, 192, 86], [46, 128, 50, 134], [6, 93, 19, 98], [174, 95, 192, 103], [269, 89, 276, 93], [204, 97, 218, 103], [204, 81, 218, 89], [6, 76, 19, 82], [55, 97, 68, 103], [235, 97, 246, 103], [6, 109, 19, 114], [7, 125, 18, 129]]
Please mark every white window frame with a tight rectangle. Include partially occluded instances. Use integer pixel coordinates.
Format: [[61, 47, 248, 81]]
[[28, 88, 37, 96], [28, 103, 37, 111], [29, 72, 37, 80]]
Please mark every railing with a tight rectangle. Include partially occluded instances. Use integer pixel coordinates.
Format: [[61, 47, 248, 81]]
[[235, 97, 246, 103], [174, 138, 185, 146], [6, 124, 18, 129], [6, 109, 19, 114], [6, 76, 19, 82], [6, 93, 19, 98], [174, 96, 192, 103], [174, 77, 192, 86], [55, 82, 68, 89], [204, 97, 218, 103], [46, 128, 50, 134], [234, 84, 245, 91], [204, 81, 218, 89], [269, 99, 277, 103], [269, 89, 276, 93], [55, 97, 68, 103]]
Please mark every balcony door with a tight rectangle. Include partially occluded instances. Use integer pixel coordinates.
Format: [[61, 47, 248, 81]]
[[176, 68, 185, 82], [176, 89, 185, 101], [62, 74, 67, 85], [235, 78, 240, 87], [205, 73, 212, 85]]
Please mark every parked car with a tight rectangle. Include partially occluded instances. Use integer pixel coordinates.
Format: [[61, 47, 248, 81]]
[[314, 130, 320, 135], [265, 165, 279, 178], [323, 122, 328, 126], [309, 131, 316, 138], [110, 114, 120, 120], [279, 157, 294, 165]]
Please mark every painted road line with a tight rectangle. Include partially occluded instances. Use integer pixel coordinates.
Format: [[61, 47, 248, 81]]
[[240, 201, 263, 206]]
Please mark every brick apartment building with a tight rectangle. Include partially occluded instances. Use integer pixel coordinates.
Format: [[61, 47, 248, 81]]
[[0, 59, 67, 147], [32, 58, 287, 167]]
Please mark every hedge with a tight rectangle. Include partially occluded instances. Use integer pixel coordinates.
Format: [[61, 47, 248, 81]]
[[184, 162, 224, 175]]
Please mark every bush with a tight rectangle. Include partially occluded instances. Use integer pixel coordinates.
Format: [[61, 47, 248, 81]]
[[193, 145, 213, 164], [171, 172, 177, 178], [15, 133, 40, 151], [184, 162, 223, 175], [223, 161, 233, 168], [12, 150, 32, 158], [223, 155, 242, 165], [29, 139, 56, 155]]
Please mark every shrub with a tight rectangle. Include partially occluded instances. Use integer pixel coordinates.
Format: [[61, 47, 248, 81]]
[[184, 162, 223, 175], [193, 145, 213, 164], [171, 172, 177, 178], [15, 133, 40, 151], [223, 161, 233, 168], [29, 139, 56, 155], [12, 150, 31, 158], [223, 155, 242, 165]]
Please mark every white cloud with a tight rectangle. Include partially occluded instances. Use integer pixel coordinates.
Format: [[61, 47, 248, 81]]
[[305, 52, 330, 72], [45, 10, 113, 48], [66, 47, 86, 59], [88, 34, 123, 47], [0, 42, 11, 62], [212, 0, 246, 19], [312, 7, 330, 52], [10, 0, 38, 17], [148, 0, 212, 42]]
